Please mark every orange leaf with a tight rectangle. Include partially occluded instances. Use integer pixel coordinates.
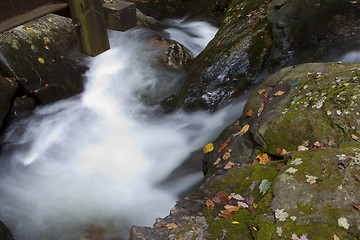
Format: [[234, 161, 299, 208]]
[[223, 152, 231, 160], [354, 204, 360, 211], [166, 223, 178, 229], [257, 89, 266, 95], [274, 91, 285, 96], [206, 199, 215, 210], [224, 205, 240, 212], [276, 148, 287, 156], [306, 72, 313, 77], [244, 108, 255, 117], [218, 143, 228, 153], [203, 143, 214, 153]]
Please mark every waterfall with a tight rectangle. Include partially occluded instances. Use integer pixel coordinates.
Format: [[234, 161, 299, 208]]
[[0, 19, 248, 239]]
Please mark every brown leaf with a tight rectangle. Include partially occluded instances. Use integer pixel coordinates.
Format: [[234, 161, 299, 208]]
[[166, 223, 178, 230], [354, 204, 360, 211], [311, 141, 323, 149], [212, 190, 229, 205], [338, 156, 352, 170], [257, 89, 266, 95], [309, 178, 316, 185], [244, 108, 255, 117], [213, 158, 222, 165], [218, 211, 233, 219], [355, 174, 360, 182], [297, 145, 309, 151], [276, 163, 285, 171], [276, 148, 287, 156], [258, 103, 264, 116], [5, 77, 15, 82], [292, 233, 309, 240], [244, 195, 255, 206], [333, 234, 341, 240], [206, 199, 215, 210], [352, 134, 360, 141], [218, 143, 228, 153], [256, 153, 271, 163], [274, 91, 285, 96], [328, 140, 336, 146], [223, 152, 231, 160], [224, 204, 240, 212], [223, 161, 236, 170]]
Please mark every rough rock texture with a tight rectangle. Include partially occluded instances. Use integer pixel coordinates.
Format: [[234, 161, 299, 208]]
[[130, 62, 360, 239], [0, 77, 19, 129], [163, 0, 360, 112], [0, 14, 87, 106]]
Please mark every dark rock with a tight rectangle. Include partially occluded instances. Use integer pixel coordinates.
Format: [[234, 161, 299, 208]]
[[163, 0, 360, 112], [0, 14, 88, 106], [0, 77, 18, 128], [0, 221, 14, 240]]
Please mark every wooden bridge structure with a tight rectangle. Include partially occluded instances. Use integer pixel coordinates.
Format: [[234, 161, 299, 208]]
[[0, 0, 137, 56]]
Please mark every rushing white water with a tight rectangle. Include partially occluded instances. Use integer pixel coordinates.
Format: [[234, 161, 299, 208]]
[[0, 20, 247, 239], [341, 50, 360, 63]]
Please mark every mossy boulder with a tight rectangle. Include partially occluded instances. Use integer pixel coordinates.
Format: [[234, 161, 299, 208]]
[[131, 62, 360, 239], [0, 14, 87, 106], [163, 0, 360, 112]]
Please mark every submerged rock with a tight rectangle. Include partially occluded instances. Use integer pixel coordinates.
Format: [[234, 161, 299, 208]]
[[131, 62, 360, 239]]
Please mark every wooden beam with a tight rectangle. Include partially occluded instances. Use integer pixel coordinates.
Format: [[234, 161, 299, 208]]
[[103, 0, 137, 31], [0, 2, 68, 33], [67, 0, 110, 56]]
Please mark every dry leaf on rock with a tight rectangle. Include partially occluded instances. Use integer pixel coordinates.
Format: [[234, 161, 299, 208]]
[[223, 152, 231, 160], [355, 174, 360, 182], [206, 199, 215, 210], [224, 205, 240, 212], [276, 148, 287, 156], [297, 145, 309, 151], [38, 57, 45, 64], [352, 134, 360, 141], [353, 204, 360, 211], [257, 89, 266, 95], [258, 103, 264, 116], [333, 234, 341, 240], [292, 233, 309, 240], [218, 143, 228, 153], [203, 143, 214, 153], [224, 161, 236, 169], [212, 191, 229, 205], [166, 223, 178, 229], [306, 72, 313, 77], [218, 211, 233, 219], [257, 153, 271, 163], [311, 141, 323, 149], [309, 178, 316, 185], [214, 158, 222, 165], [338, 156, 352, 170], [328, 140, 336, 146], [274, 91, 285, 96], [244, 108, 255, 117], [231, 193, 244, 201]]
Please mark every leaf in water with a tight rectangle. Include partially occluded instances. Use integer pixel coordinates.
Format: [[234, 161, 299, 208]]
[[203, 143, 214, 153], [256, 153, 271, 163], [166, 223, 178, 230], [218, 143, 228, 153], [258, 103, 264, 116], [274, 91, 285, 96], [206, 199, 215, 210], [38, 57, 45, 64], [244, 108, 255, 117]]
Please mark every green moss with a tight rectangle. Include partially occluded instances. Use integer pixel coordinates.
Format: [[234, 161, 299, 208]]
[[204, 208, 253, 240], [296, 203, 317, 215]]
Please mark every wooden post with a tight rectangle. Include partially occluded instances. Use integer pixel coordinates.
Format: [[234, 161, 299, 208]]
[[103, 0, 137, 32], [67, 0, 110, 56]]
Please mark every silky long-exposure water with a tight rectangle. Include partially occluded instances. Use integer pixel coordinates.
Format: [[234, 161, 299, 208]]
[[0, 20, 250, 239]]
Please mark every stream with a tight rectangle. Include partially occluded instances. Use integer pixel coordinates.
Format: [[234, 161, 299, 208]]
[[0, 19, 250, 240]]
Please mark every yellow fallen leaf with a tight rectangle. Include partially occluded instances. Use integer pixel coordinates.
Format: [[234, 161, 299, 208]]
[[306, 72, 313, 77], [350, 0, 357, 3], [38, 57, 45, 64], [274, 91, 285, 96], [203, 143, 214, 153], [166, 223, 178, 229], [232, 221, 240, 224], [257, 153, 271, 163]]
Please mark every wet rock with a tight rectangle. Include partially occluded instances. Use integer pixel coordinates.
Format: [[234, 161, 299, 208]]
[[163, 0, 360, 112], [136, 9, 164, 29], [0, 220, 14, 240], [0, 77, 19, 128], [0, 14, 87, 106], [9, 96, 35, 117]]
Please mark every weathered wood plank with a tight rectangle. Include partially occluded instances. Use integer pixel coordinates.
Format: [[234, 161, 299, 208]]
[[103, 0, 137, 31], [0, 2, 68, 33], [67, 0, 110, 56]]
